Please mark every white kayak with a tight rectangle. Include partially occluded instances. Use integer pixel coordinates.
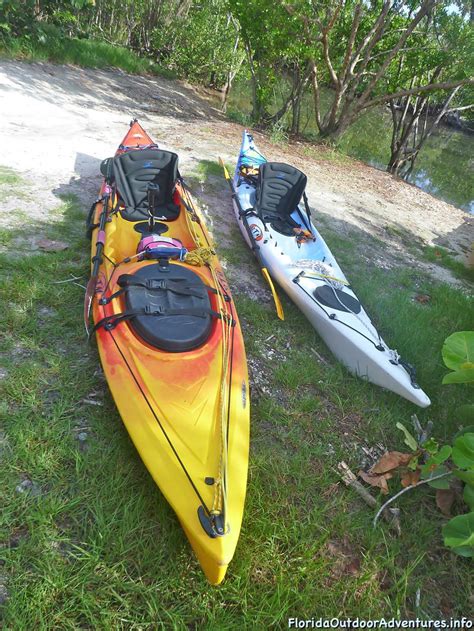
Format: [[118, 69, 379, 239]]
[[230, 131, 430, 408]]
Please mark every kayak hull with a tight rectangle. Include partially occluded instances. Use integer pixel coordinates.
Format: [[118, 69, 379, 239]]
[[89, 122, 250, 584], [232, 131, 430, 408]]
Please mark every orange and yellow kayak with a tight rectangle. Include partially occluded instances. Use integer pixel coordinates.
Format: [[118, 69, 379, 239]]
[[86, 120, 249, 584]]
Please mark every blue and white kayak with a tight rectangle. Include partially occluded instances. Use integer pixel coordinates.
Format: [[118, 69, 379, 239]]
[[231, 131, 430, 408]]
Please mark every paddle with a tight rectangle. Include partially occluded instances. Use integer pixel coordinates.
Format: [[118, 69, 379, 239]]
[[84, 160, 114, 334], [218, 157, 284, 321]]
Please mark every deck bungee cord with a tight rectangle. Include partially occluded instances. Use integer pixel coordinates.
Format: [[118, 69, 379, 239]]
[[90, 179, 236, 537], [108, 330, 215, 518], [179, 177, 235, 534]]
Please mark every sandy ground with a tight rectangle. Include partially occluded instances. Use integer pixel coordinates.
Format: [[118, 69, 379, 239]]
[[0, 58, 472, 286]]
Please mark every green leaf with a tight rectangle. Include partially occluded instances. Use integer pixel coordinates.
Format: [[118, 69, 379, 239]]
[[442, 368, 474, 385], [453, 469, 474, 485], [423, 438, 439, 455], [396, 422, 418, 451], [442, 331, 474, 371], [420, 464, 451, 489], [454, 423, 474, 439], [427, 445, 452, 465], [442, 512, 474, 556], [452, 433, 474, 470], [464, 485, 474, 511]]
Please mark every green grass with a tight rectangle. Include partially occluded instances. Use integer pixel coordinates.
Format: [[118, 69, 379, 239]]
[[0, 166, 23, 186], [194, 160, 224, 180], [1, 176, 473, 627], [422, 245, 474, 283], [0, 25, 176, 78]]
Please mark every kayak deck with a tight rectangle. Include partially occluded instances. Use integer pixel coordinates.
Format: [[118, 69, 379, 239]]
[[88, 121, 250, 583], [232, 130, 430, 408]]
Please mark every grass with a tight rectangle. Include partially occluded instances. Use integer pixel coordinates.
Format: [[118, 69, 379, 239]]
[[0, 166, 23, 187], [421, 245, 474, 283], [0, 25, 175, 79], [1, 171, 473, 627]]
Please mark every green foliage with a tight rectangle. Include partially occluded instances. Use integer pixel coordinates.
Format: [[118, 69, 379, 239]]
[[0, 23, 169, 76], [442, 331, 474, 385], [442, 512, 474, 557], [150, 0, 241, 85], [269, 121, 288, 145], [387, 332, 474, 559], [464, 484, 474, 511], [396, 422, 418, 451], [452, 433, 474, 469]]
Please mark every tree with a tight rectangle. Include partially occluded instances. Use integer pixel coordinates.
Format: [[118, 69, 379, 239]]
[[282, 0, 473, 141], [386, 8, 474, 176]]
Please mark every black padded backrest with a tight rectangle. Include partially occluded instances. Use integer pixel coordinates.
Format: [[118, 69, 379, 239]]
[[113, 149, 179, 220], [255, 162, 307, 222]]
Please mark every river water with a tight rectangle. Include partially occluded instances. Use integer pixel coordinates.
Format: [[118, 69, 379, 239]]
[[219, 80, 474, 213]]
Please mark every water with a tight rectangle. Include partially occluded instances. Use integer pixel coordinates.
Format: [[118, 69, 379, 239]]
[[219, 79, 474, 213]]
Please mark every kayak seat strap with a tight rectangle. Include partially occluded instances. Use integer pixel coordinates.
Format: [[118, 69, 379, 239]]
[[100, 275, 218, 305]]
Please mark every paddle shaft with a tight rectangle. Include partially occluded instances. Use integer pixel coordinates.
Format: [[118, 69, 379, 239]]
[[90, 158, 114, 281], [90, 187, 111, 280]]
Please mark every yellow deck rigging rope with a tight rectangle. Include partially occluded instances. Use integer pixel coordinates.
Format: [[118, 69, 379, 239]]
[[180, 184, 232, 532]]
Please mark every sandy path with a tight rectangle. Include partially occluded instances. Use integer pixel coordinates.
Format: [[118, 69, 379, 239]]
[[0, 58, 472, 285]]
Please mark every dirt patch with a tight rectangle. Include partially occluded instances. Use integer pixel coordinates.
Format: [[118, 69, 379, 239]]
[[0, 58, 472, 288]]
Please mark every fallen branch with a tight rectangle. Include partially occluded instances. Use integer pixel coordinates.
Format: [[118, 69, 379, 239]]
[[311, 348, 329, 365], [411, 414, 433, 444], [52, 275, 84, 284], [337, 461, 401, 534], [373, 472, 452, 528]]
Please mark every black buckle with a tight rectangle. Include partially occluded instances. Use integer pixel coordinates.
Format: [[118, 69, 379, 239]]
[[146, 279, 166, 290], [145, 305, 163, 315]]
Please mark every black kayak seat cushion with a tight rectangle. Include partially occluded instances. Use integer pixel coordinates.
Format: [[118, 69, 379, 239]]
[[109, 149, 180, 222], [313, 285, 361, 314], [122, 264, 213, 352], [256, 162, 307, 225]]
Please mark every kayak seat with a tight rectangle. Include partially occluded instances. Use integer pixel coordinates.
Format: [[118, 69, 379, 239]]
[[108, 149, 180, 222], [120, 264, 213, 352], [313, 285, 361, 314], [256, 162, 307, 234]]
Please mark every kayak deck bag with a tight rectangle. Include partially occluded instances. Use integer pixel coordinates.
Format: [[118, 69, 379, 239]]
[[102, 149, 180, 222], [255, 162, 307, 235], [119, 264, 214, 352]]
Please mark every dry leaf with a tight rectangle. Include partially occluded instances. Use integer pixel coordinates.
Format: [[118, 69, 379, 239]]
[[436, 488, 455, 516], [37, 239, 69, 252], [358, 469, 393, 494], [325, 538, 362, 579], [415, 294, 431, 304], [370, 451, 414, 475], [401, 469, 421, 488]]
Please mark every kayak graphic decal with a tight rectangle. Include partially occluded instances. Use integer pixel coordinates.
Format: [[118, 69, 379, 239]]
[[249, 224, 263, 241]]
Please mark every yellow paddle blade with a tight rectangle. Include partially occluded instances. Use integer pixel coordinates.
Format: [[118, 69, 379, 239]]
[[218, 157, 231, 181], [261, 268, 284, 320]]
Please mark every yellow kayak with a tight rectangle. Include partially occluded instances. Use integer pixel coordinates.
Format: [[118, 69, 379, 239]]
[[86, 120, 250, 584]]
